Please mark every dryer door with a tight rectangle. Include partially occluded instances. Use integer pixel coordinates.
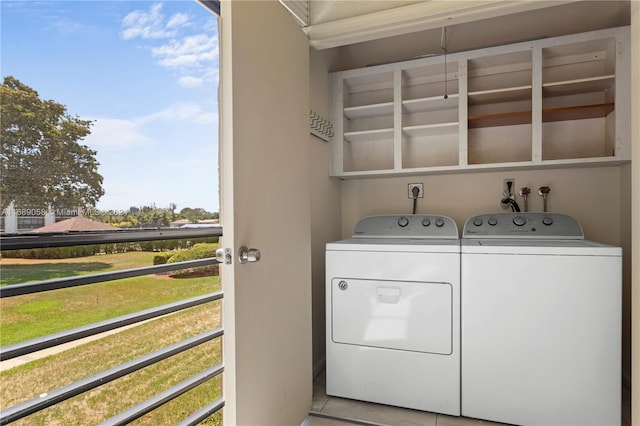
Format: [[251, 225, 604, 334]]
[[331, 278, 452, 355]]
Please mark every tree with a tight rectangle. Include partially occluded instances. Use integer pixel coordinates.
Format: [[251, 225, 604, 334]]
[[179, 207, 214, 222], [1, 76, 104, 211]]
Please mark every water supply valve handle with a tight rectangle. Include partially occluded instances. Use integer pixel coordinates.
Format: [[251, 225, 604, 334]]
[[519, 187, 531, 212], [538, 186, 551, 212]]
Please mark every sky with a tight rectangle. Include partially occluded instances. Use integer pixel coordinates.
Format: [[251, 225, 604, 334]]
[[1, 0, 220, 213]]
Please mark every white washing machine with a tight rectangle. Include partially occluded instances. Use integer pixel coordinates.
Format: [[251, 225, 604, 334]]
[[461, 212, 621, 426], [326, 214, 460, 415]]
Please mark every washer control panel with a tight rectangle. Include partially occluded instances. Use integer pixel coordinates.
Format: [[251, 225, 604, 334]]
[[352, 215, 458, 239], [463, 213, 583, 239]]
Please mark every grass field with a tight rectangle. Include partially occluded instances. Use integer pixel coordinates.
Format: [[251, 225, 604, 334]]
[[0, 251, 161, 286], [0, 252, 222, 425], [0, 252, 216, 346]]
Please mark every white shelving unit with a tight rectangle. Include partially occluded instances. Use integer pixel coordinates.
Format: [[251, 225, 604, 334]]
[[329, 26, 630, 177]]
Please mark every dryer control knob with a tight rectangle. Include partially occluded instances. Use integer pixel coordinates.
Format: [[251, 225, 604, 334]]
[[542, 216, 554, 226], [513, 215, 527, 226], [397, 216, 409, 227], [488, 217, 498, 226], [472, 218, 483, 227], [422, 218, 431, 227], [435, 218, 445, 227]]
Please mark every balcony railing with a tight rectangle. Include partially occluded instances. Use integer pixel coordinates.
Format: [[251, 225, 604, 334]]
[[0, 227, 224, 425]]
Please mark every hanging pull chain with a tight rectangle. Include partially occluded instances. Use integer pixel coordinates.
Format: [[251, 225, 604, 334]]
[[441, 26, 448, 99]]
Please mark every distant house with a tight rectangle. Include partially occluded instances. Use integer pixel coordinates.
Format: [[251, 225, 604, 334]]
[[197, 219, 219, 225], [170, 218, 219, 228], [30, 216, 118, 233], [170, 219, 191, 228]]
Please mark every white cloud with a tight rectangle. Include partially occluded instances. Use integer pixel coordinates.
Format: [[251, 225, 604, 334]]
[[84, 102, 216, 151], [120, 3, 179, 40], [120, 2, 218, 89], [140, 102, 217, 125], [167, 13, 189, 29], [51, 17, 82, 35], [152, 34, 218, 69], [179, 76, 204, 88], [84, 117, 153, 150]]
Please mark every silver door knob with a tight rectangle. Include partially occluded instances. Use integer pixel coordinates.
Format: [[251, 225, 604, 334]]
[[238, 246, 261, 264], [215, 247, 232, 265]]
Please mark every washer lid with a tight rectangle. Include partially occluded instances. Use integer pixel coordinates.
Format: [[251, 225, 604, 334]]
[[351, 214, 459, 239], [327, 237, 461, 253], [461, 238, 621, 256]]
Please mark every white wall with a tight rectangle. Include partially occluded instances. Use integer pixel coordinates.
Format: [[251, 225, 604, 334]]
[[340, 168, 622, 243]]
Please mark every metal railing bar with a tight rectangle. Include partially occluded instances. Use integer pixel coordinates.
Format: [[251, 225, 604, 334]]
[[0, 227, 222, 250], [176, 397, 225, 426], [99, 364, 224, 426], [0, 328, 223, 425], [0, 258, 220, 298], [0, 292, 223, 361]]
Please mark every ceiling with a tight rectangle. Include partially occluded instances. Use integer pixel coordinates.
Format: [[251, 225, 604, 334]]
[[280, 1, 631, 50], [308, 0, 422, 24]]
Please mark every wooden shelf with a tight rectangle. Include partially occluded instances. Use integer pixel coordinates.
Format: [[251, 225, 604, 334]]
[[344, 128, 394, 143], [468, 110, 531, 128], [469, 103, 614, 129], [344, 102, 394, 120], [402, 94, 459, 113], [542, 75, 614, 97], [403, 122, 459, 137], [543, 103, 614, 122], [330, 26, 628, 177], [468, 86, 532, 105]]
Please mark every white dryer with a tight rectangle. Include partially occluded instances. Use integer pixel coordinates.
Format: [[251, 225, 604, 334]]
[[326, 215, 460, 415], [461, 213, 621, 426]]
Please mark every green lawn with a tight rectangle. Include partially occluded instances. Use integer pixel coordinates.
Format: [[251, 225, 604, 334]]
[[0, 251, 159, 286], [1, 303, 223, 425], [1, 252, 217, 346], [0, 251, 223, 424]]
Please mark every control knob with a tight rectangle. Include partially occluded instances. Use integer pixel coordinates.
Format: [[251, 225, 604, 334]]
[[513, 215, 527, 226], [435, 218, 445, 227], [472, 218, 483, 227], [488, 217, 498, 226], [422, 218, 431, 227], [397, 216, 409, 227], [542, 216, 554, 226]]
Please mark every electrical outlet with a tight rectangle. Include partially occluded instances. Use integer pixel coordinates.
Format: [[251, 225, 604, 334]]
[[408, 183, 424, 198], [503, 178, 515, 195]]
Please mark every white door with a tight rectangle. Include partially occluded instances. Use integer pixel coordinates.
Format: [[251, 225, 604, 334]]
[[219, 2, 312, 425]]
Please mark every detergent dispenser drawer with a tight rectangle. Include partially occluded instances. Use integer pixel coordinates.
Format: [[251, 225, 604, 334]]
[[331, 278, 452, 355]]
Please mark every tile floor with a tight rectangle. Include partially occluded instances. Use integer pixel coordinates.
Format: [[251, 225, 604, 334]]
[[303, 371, 632, 426]]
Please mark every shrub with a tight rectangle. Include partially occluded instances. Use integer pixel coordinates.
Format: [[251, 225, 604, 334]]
[[166, 243, 219, 278], [153, 252, 173, 265], [167, 243, 217, 263], [1, 245, 101, 259], [1, 237, 219, 259]]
